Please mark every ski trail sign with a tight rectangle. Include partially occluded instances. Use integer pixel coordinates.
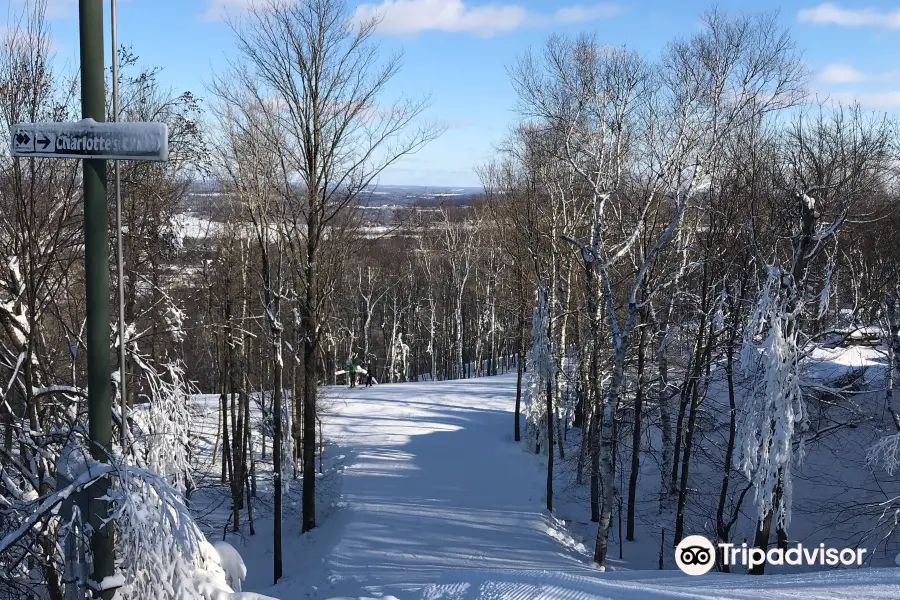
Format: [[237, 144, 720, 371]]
[[10, 118, 167, 161]]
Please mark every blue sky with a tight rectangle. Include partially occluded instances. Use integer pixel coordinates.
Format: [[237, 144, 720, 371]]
[[8, 0, 900, 187]]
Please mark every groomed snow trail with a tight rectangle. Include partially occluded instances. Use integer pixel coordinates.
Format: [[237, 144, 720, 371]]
[[255, 374, 900, 600], [301, 374, 596, 597]]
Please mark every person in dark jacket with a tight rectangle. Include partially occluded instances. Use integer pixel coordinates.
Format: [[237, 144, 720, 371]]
[[365, 363, 374, 387]]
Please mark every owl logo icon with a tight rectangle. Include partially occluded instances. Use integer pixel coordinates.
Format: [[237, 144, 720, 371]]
[[675, 535, 716, 575]]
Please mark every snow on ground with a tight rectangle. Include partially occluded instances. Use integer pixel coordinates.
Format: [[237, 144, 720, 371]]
[[191, 371, 900, 599], [421, 568, 900, 599], [257, 376, 599, 598], [806, 342, 886, 382], [173, 213, 224, 238]]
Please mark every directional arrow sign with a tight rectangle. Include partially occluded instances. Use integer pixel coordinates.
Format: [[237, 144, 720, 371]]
[[10, 118, 167, 161]]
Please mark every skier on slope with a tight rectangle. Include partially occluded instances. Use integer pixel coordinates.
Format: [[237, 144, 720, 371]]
[[365, 362, 374, 387], [348, 360, 357, 388]]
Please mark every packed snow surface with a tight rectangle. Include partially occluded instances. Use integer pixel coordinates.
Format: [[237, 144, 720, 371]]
[[237, 373, 900, 599]]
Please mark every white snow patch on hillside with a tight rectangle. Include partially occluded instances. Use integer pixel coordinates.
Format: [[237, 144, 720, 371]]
[[173, 213, 224, 238]]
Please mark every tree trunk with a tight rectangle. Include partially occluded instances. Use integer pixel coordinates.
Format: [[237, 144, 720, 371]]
[[716, 338, 738, 569], [576, 338, 591, 486], [546, 367, 554, 512], [554, 265, 572, 459], [626, 315, 647, 541], [586, 265, 603, 524], [231, 387, 244, 531], [590, 396, 601, 523], [751, 477, 783, 575], [302, 310, 318, 532], [656, 298, 674, 513], [751, 512, 772, 575], [669, 366, 691, 502], [302, 333, 318, 527], [271, 322, 283, 583], [221, 378, 232, 485], [674, 307, 708, 546], [514, 303, 525, 442], [593, 350, 622, 567], [455, 296, 464, 380]]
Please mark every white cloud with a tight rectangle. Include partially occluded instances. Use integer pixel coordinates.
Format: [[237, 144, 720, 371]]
[[819, 62, 900, 84], [819, 90, 900, 109], [820, 63, 867, 84], [352, 0, 621, 37], [817, 62, 900, 109], [798, 3, 900, 29]]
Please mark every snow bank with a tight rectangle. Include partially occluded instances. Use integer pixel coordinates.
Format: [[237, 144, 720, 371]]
[[189, 534, 284, 599], [545, 514, 589, 556], [212, 541, 248, 593], [806, 344, 883, 382]]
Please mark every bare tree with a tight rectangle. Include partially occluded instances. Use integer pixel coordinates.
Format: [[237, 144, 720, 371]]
[[215, 0, 442, 553], [210, 88, 290, 582], [509, 9, 806, 568]]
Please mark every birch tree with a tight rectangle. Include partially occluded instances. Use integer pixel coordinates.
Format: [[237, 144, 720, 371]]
[[511, 9, 806, 567]]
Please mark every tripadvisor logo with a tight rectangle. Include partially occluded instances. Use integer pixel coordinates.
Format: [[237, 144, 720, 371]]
[[675, 535, 868, 575], [675, 535, 716, 575]]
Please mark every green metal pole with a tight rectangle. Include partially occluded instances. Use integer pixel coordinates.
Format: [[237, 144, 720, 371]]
[[79, 1, 115, 597]]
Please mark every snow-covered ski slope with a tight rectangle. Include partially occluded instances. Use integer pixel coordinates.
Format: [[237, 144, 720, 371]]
[[248, 373, 900, 599]]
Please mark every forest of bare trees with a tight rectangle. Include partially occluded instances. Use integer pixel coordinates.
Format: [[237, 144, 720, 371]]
[[2, 0, 900, 598]]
